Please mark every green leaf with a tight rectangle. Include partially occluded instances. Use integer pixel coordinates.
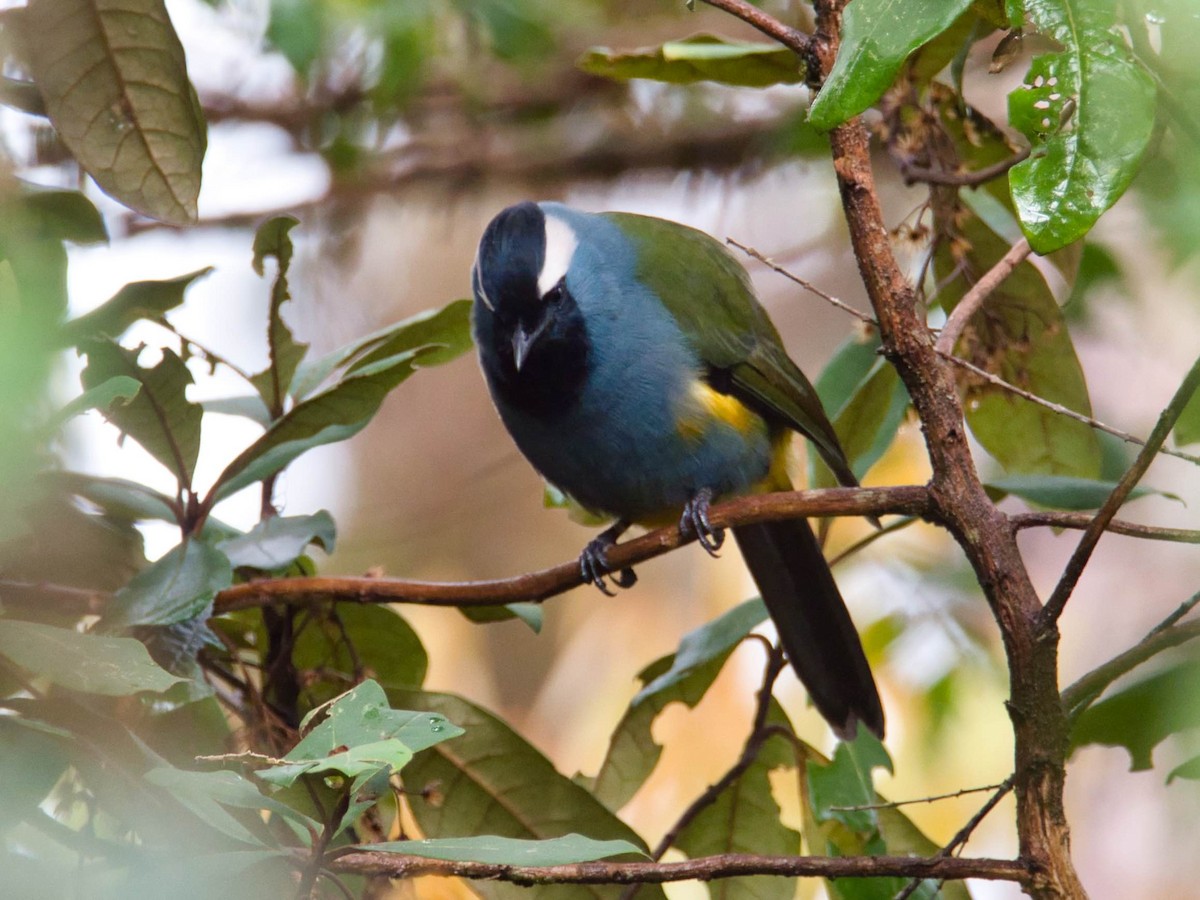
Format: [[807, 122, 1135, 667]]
[[675, 700, 801, 900], [202, 394, 273, 427], [0, 718, 71, 831], [1176, 388, 1200, 448], [808, 731, 893, 833], [218, 511, 335, 570], [209, 347, 429, 503], [289, 299, 472, 399], [590, 649, 734, 811], [807, 0, 975, 130], [50, 375, 140, 428], [579, 34, 804, 88], [144, 767, 312, 847], [387, 688, 655, 900], [366, 834, 646, 865], [81, 342, 204, 486], [1070, 659, 1200, 771], [806, 733, 903, 900], [11, 188, 108, 245], [60, 269, 212, 346], [1008, 0, 1157, 252], [258, 680, 461, 788], [634, 599, 767, 705], [458, 602, 544, 633], [249, 216, 307, 413], [0, 619, 182, 694], [103, 539, 233, 630], [816, 336, 907, 489], [54, 471, 176, 522], [985, 474, 1165, 510], [266, 0, 324, 74], [1167, 754, 1200, 784], [291, 604, 429, 704], [23, 0, 207, 224]]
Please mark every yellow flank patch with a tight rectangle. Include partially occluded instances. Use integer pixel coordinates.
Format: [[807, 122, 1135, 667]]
[[677, 380, 758, 441]]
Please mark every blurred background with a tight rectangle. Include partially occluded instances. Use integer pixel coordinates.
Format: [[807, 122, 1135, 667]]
[[6, 0, 1199, 896]]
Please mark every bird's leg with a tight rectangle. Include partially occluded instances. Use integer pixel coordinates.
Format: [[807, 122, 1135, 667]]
[[681, 487, 725, 557], [580, 519, 637, 596]]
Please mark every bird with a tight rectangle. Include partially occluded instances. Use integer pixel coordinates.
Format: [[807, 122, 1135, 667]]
[[471, 200, 884, 739]]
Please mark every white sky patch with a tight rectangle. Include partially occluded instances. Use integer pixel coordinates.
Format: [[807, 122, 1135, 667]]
[[538, 213, 578, 297]]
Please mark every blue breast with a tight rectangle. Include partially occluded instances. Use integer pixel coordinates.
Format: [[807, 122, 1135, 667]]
[[479, 203, 773, 521]]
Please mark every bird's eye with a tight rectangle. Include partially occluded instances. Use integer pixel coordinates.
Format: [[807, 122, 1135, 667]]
[[543, 279, 566, 304]]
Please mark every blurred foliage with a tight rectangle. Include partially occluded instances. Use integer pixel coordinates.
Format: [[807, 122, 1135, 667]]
[[0, 0, 1198, 897]]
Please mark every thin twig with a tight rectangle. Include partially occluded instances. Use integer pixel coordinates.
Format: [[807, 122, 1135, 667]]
[[1147, 589, 1200, 639], [893, 778, 1015, 900], [727, 239, 876, 324], [828, 516, 918, 567], [830, 781, 1009, 812], [648, 645, 787, 861], [1061, 618, 1200, 717], [1012, 513, 1200, 544], [935, 238, 1032, 355], [698, 0, 810, 54], [900, 148, 1031, 188], [329, 851, 1029, 885], [939, 351, 1200, 466], [1040, 354, 1200, 629]]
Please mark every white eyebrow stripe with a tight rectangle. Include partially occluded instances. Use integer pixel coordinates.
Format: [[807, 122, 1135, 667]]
[[538, 214, 578, 297], [471, 251, 493, 311]]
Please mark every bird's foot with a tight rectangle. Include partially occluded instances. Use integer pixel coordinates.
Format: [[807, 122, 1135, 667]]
[[681, 488, 725, 557], [580, 520, 636, 596]]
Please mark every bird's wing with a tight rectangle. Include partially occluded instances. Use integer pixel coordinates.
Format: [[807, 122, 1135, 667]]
[[608, 212, 857, 487]]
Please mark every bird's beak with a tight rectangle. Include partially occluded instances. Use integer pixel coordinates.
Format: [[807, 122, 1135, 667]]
[[511, 319, 548, 371]]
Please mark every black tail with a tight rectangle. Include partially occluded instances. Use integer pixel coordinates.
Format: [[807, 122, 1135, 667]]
[[733, 518, 884, 739]]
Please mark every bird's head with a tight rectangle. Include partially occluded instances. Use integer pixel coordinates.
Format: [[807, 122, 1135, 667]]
[[472, 201, 587, 376]]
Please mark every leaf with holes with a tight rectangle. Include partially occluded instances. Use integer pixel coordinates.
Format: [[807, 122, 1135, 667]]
[[61, 269, 212, 346], [1008, 0, 1157, 252], [23, 0, 206, 224], [1070, 660, 1200, 772], [249, 216, 306, 414], [81, 341, 204, 486], [936, 201, 1100, 478], [675, 700, 800, 900], [258, 680, 461, 789]]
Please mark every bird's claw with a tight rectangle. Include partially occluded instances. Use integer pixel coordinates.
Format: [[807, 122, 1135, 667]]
[[580, 524, 637, 595], [682, 488, 725, 557]]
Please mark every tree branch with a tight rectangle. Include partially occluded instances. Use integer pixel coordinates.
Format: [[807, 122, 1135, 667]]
[[796, 0, 1084, 891], [1040, 353, 1200, 629], [328, 850, 1029, 885], [214, 485, 931, 614], [1012, 513, 1200, 544], [698, 0, 810, 55], [900, 148, 1031, 188], [935, 238, 1033, 355]]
